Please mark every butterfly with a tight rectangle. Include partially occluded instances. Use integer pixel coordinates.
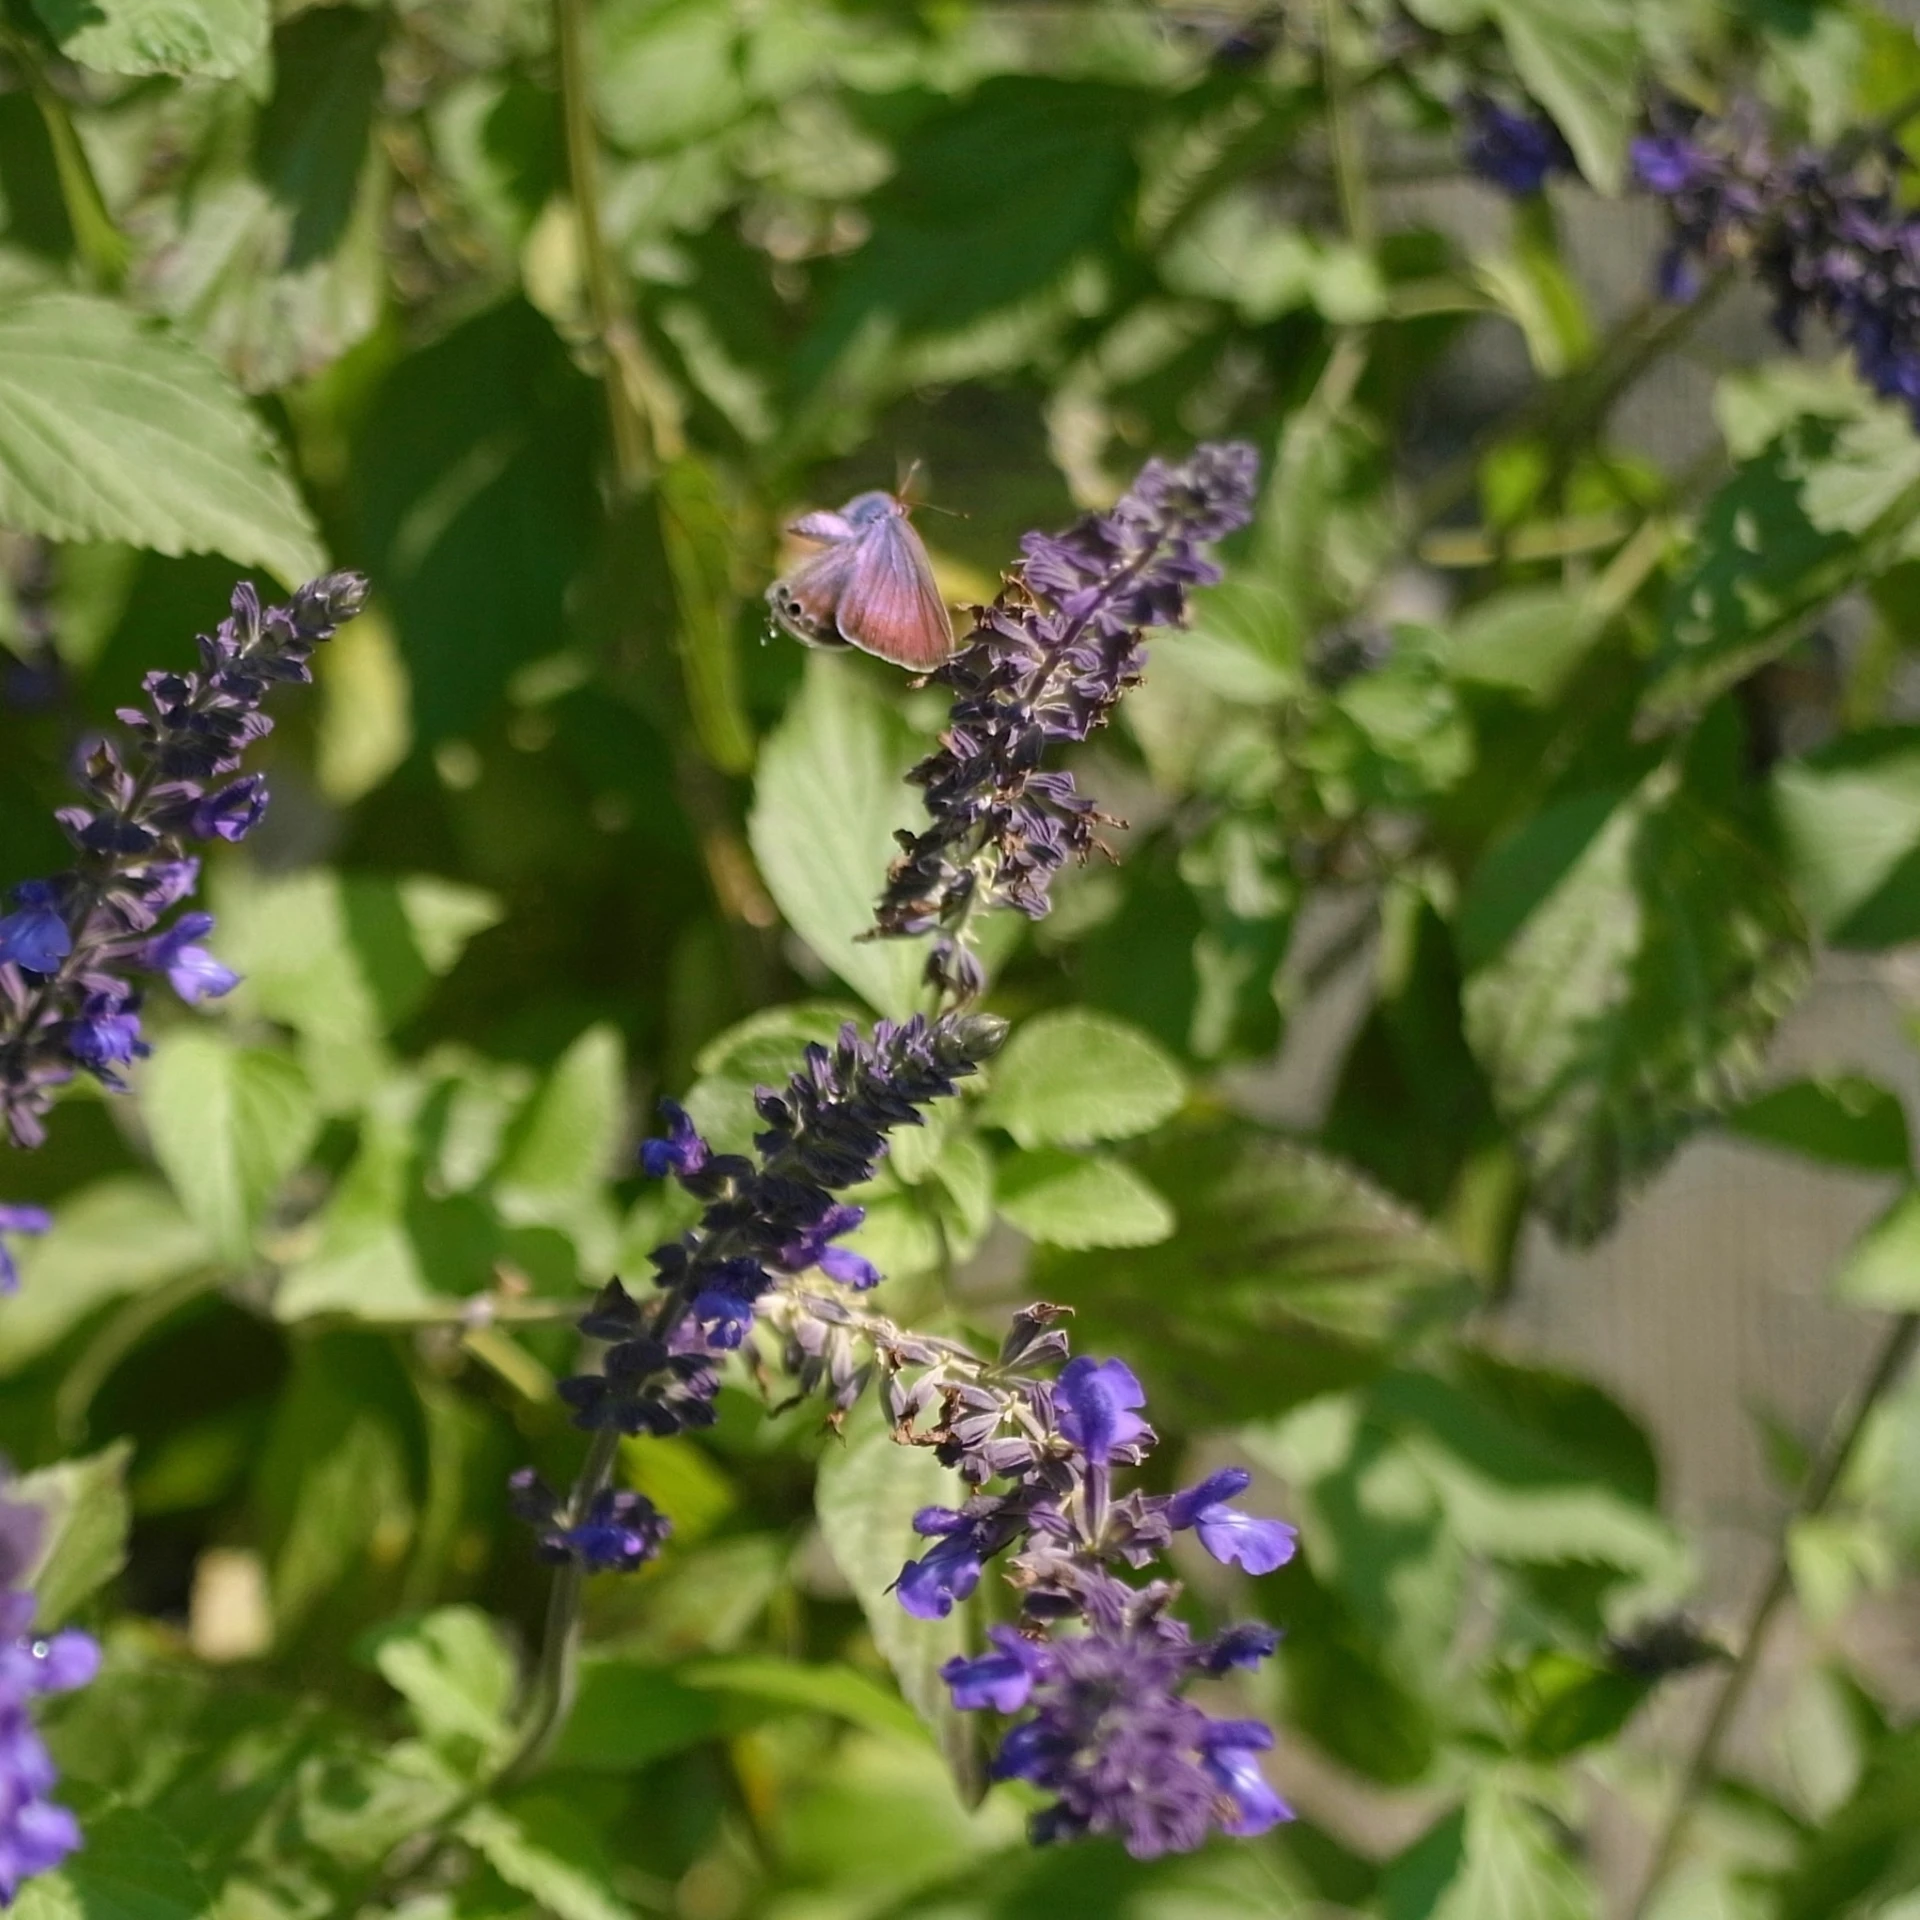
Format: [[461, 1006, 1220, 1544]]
[[766, 489, 957, 671]]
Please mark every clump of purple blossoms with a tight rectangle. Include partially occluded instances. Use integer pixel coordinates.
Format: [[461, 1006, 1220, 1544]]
[[515, 1013, 1004, 1572], [1631, 108, 1920, 419], [1462, 94, 1576, 196], [876, 1320, 1297, 1857], [871, 443, 1258, 1000], [0, 1480, 99, 1905], [0, 574, 368, 1149]]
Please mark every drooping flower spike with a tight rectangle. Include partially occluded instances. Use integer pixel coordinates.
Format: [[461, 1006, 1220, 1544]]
[[0, 574, 368, 1149]]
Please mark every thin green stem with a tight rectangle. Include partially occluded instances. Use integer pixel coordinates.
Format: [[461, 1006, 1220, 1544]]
[[1629, 1311, 1920, 1919], [1318, 0, 1372, 249], [0, 27, 127, 290]]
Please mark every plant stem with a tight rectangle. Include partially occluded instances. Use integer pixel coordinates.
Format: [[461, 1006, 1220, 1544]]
[[1629, 1310, 1920, 1919], [1318, 0, 1372, 250]]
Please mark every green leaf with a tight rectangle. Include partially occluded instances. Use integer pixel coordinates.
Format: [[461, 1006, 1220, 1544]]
[[1773, 729, 1920, 946], [1488, 0, 1636, 190], [979, 1009, 1187, 1148], [1038, 1123, 1475, 1425], [748, 654, 929, 1016], [14, 1442, 133, 1625], [1462, 769, 1810, 1244], [1503, 1651, 1654, 1759], [995, 1148, 1174, 1250], [362, 1607, 516, 1764], [658, 452, 754, 774], [681, 1657, 929, 1746], [461, 1799, 636, 1920], [212, 867, 501, 1109], [1724, 1076, 1911, 1173], [1832, 1187, 1920, 1309], [1383, 1781, 1595, 1919], [548, 1657, 735, 1770], [591, 0, 749, 153], [1448, 586, 1605, 705], [31, 0, 267, 78], [12, 1798, 209, 1920], [1772, 1724, 1920, 1920], [0, 1178, 210, 1374], [494, 1025, 627, 1205], [815, 1406, 981, 1803], [0, 292, 322, 582], [685, 1000, 866, 1152], [142, 1035, 319, 1262]]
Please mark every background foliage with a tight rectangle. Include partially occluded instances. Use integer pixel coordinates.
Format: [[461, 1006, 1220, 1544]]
[[9, 0, 1920, 1913]]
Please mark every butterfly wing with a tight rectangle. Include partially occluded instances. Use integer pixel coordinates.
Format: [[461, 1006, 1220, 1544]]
[[767, 541, 859, 649], [833, 511, 955, 670]]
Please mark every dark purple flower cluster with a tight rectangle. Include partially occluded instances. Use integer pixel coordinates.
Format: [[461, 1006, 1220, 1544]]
[[0, 1482, 98, 1905], [0, 574, 368, 1149], [882, 1322, 1296, 1858], [515, 1013, 1003, 1572], [871, 444, 1258, 999], [1631, 110, 1920, 419], [1462, 94, 1576, 196], [507, 1472, 672, 1574]]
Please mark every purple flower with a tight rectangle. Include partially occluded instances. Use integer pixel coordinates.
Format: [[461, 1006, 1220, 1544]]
[[1199, 1622, 1282, 1674], [0, 885, 70, 978], [0, 574, 366, 1149], [0, 1480, 97, 1904], [1463, 95, 1576, 196], [941, 1626, 1047, 1712], [639, 1100, 710, 1179], [189, 776, 268, 843], [1053, 1357, 1149, 1465], [1200, 1722, 1291, 1836], [508, 1472, 673, 1573], [136, 913, 239, 1004], [872, 445, 1258, 992], [896, 1528, 986, 1619], [0, 1206, 50, 1296], [775, 1202, 880, 1289], [1167, 1466, 1298, 1573]]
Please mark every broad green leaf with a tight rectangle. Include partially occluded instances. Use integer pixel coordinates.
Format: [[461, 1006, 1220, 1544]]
[[12, 1798, 209, 1920], [298, 1736, 466, 1869], [592, 0, 749, 153], [362, 1606, 516, 1764], [212, 867, 501, 1109], [1724, 1076, 1911, 1173], [748, 654, 929, 1015], [1489, 0, 1636, 190], [1773, 729, 1920, 946], [995, 1149, 1174, 1250], [681, 1657, 929, 1746], [14, 1442, 133, 1625], [0, 293, 321, 582], [1383, 1781, 1595, 1920], [548, 1657, 735, 1770], [144, 9, 388, 391], [1832, 1187, 1920, 1309], [979, 1009, 1187, 1148], [1772, 1724, 1920, 1920], [142, 1035, 319, 1262], [1448, 586, 1605, 705], [1037, 1123, 1475, 1425], [0, 1179, 210, 1373], [1503, 1651, 1656, 1760], [1163, 193, 1385, 323], [31, 0, 267, 78], [494, 1024, 626, 1209], [462, 1799, 636, 1920], [315, 604, 411, 804], [815, 1406, 981, 1803], [1462, 770, 1810, 1245], [658, 452, 754, 774]]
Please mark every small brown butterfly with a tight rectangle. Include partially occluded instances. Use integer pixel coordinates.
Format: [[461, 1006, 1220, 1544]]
[[766, 489, 957, 671]]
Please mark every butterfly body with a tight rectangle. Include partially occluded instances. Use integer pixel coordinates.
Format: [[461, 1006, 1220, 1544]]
[[767, 489, 957, 671]]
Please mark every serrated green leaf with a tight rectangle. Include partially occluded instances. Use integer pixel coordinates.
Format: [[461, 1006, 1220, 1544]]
[[142, 1035, 319, 1262], [461, 1799, 636, 1920], [747, 654, 929, 1016], [494, 1025, 626, 1204], [1449, 586, 1604, 705], [979, 1009, 1187, 1148], [1724, 1076, 1911, 1172], [681, 1657, 929, 1746], [0, 292, 321, 582], [0, 1179, 210, 1373], [1462, 769, 1810, 1244], [548, 1657, 735, 1770], [815, 1406, 981, 1804], [12, 1798, 209, 1920], [1384, 1781, 1596, 1920], [1832, 1187, 1920, 1309], [1773, 729, 1920, 946], [995, 1148, 1174, 1250], [32, 0, 267, 78], [362, 1606, 516, 1764], [14, 1442, 133, 1625]]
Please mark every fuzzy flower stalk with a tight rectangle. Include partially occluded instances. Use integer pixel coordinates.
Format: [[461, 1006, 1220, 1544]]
[[0, 1478, 100, 1905], [0, 574, 368, 1151], [870, 442, 1258, 1000]]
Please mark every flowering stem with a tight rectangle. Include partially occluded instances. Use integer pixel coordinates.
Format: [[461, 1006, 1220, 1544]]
[[1628, 1310, 1920, 1919]]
